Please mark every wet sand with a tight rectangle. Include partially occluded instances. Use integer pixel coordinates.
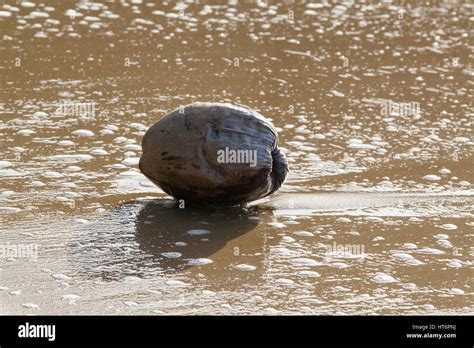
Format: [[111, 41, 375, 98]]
[[0, 1, 473, 314]]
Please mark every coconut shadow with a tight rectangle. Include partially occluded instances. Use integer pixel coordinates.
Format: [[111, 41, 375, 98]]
[[69, 199, 260, 281]]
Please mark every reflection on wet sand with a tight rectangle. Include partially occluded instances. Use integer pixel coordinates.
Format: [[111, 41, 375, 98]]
[[70, 199, 260, 280]]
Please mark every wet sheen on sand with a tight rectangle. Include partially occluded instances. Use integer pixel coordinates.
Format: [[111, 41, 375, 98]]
[[0, 1, 473, 314]]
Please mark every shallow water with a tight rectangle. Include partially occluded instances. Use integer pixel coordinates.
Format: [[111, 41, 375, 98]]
[[0, 1, 473, 314]]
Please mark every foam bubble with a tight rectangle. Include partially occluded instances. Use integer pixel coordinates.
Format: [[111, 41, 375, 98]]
[[161, 252, 182, 258], [270, 247, 291, 255], [187, 258, 213, 265], [298, 270, 320, 277], [447, 260, 462, 268], [416, 247, 445, 255], [186, 229, 210, 235], [365, 216, 384, 222], [33, 111, 48, 117], [402, 243, 417, 249], [21, 2, 36, 8], [405, 259, 424, 266], [439, 224, 457, 230], [61, 294, 80, 300], [291, 258, 318, 266], [0, 161, 13, 168], [72, 129, 95, 137], [330, 262, 349, 269], [91, 149, 108, 155], [275, 278, 294, 285], [124, 144, 142, 151], [282, 236, 296, 243], [65, 166, 81, 172], [423, 175, 441, 181], [65, 9, 83, 18], [42, 171, 63, 178], [30, 11, 49, 18], [391, 252, 414, 260], [122, 157, 140, 166], [233, 264, 256, 271], [296, 231, 314, 237], [449, 288, 464, 295], [58, 140, 75, 146], [268, 222, 286, 228], [165, 280, 188, 287], [18, 129, 36, 136], [372, 273, 397, 283]]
